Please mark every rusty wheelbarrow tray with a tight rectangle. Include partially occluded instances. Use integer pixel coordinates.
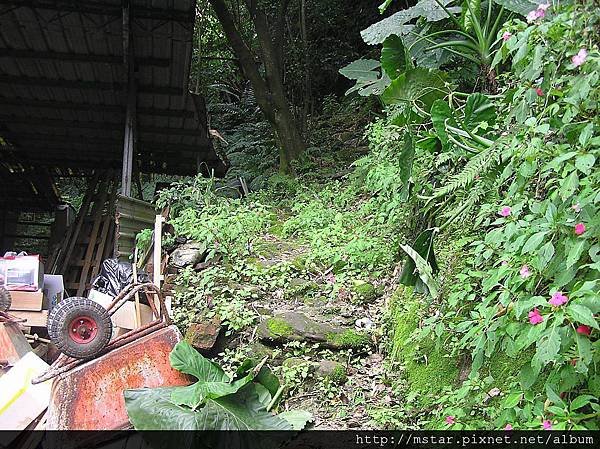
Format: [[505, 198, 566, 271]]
[[34, 283, 191, 430], [33, 282, 170, 384]]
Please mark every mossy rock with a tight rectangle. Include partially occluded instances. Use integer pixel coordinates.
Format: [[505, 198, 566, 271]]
[[265, 317, 295, 338], [258, 311, 371, 350], [326, 329, 371, 350], [316, 360, 348, 384], [351, 280, 379, 303]]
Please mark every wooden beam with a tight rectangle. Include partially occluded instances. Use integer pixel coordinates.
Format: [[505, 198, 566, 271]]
[[0, 97, 195, 118], [4, 0, 194, 23], [0, 48, 170, 67], [1, 123, 209, 138], [121, 0, 136, 197], [0, 75, 182, 95]]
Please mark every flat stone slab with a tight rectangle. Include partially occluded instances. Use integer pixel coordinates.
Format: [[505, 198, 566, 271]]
[[258, 311, 371, 350]]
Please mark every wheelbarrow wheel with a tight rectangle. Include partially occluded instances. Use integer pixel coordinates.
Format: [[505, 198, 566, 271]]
[[48, 297, 113, 359], [0, 287, 11, 312]]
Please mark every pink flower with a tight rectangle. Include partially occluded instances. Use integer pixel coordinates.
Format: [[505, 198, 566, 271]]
[[526, 3, 549, 23], [576, 325, 591, 336], [542, 419, 552, 430], [504, 424, 513, 430], [549, 291, 568, 307], [445, 415, 455, 425], [535, 87, 544, 97], [520, 265, 531, 278], [529, 308, 544, 325], [325, 272, 336, 284], [501, 260, 509, 266], [502, 31, 512, 41], [499, 206, 512, 217], [574, 223, 586, 235], [572, 48, 588, 67], [538, 3, 550, 11], [572, 203, 581, 213]]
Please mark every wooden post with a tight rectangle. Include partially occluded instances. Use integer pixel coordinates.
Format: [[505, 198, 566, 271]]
[[153, 215, 169, 316], [121, 0, 136, 197]]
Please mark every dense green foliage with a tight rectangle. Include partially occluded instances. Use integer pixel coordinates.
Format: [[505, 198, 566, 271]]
[[153, 0, 598, 432]]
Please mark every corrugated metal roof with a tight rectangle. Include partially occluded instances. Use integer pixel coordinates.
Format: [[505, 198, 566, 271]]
[[0, 0, 228, 193]]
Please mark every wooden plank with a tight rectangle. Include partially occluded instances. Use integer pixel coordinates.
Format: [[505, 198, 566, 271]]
[[9, 311, 49, 328], [76, 180, 110, 297], [54, 173, 99, 274]]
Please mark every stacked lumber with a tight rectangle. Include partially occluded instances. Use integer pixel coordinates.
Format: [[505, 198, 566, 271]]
[[48, 173, 118, 297]]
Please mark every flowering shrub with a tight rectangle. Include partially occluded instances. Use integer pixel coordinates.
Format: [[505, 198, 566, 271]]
[[415, 2, 600, 429]]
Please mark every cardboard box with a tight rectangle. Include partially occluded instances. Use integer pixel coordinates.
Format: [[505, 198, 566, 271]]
[[0, 352, 52, 431], [0, 255, 44, 292], [8, 290, 44, 311], [9, 310, 49, 328]]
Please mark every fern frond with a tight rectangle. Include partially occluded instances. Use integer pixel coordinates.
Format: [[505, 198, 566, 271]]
[[431, 144, 502, 199]]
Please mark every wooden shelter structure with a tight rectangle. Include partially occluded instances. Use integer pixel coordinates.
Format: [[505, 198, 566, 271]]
[[0, 0, 228, 214]]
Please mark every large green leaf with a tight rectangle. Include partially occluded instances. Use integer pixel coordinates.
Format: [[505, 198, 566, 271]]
[[464, 93, 496, 129], [172, 373, 254, 409], [170, 341, 229, 383], [431, 99, 458, 149], [399, 229, 439, 297], [278, 410, 313, 430], [196, 385, 292, 431], [381, 34, 408, 79], [125, 343, 312, 435], [381, 68, 448, 111], [362, 0, 462, 45], [339, 59, 380, 81], [339, 59, 390, 97], [169, 343, 251, 408], [125, 387, 201, 430]]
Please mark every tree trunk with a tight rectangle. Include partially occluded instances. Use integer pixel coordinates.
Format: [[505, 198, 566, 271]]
[[208, 0, 306, 174]]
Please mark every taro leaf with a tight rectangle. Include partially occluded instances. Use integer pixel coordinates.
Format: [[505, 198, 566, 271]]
[[125, 384, 293, 431], [125, 387, 201, 430], [196, 385, 292, 431], [431, 99, 458, 150], [381, 34, 408, 80], [361, 0, 462, 45], [339, 59, 380, 81], [169, 342, 254, 409], [170, 341, 229, 383], [278, 410, 313, 431], [172, 373, 254, 409], [339, 60, 391, 97], [381, 68, 448, 112], [236, 359, 281, 399], [493, 0, 545, 16], [399, 229, 439, 297], [464, 93, 496, 130]]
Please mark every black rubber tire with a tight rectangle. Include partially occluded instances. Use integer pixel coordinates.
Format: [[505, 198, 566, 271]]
[[48, 297, 113, 359], [0, 287, 11, 312]]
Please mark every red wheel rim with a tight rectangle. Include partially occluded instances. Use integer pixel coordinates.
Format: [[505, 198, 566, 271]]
[[68, 316, 99, 344]]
